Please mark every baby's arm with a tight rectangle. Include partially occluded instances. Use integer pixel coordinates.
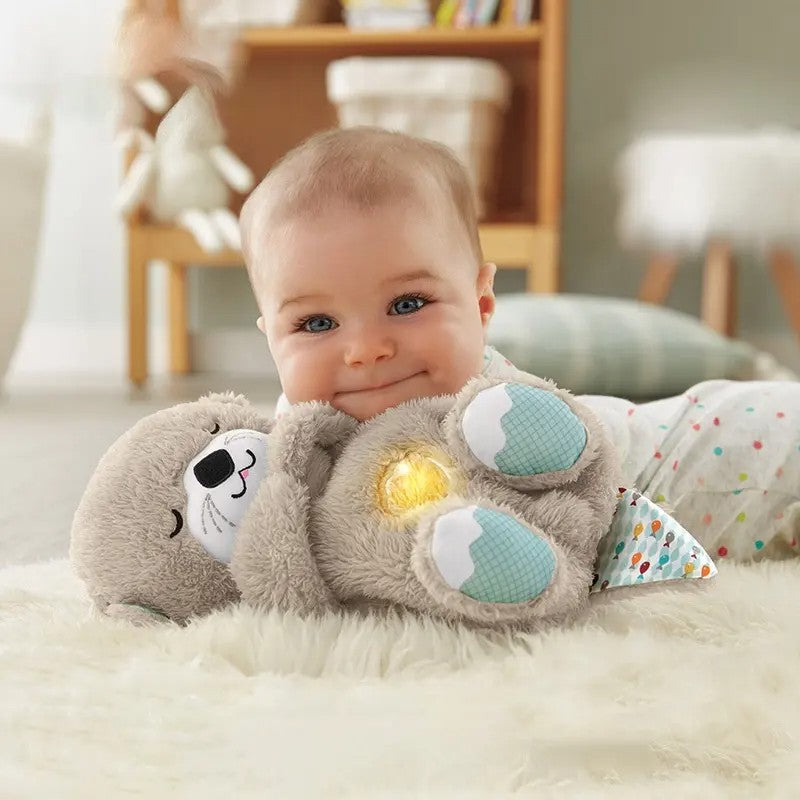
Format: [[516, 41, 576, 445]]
[[579, 392, 689, 491]]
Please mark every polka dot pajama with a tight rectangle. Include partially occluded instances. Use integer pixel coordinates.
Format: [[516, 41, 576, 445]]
[[483, 349, 800, 563], [617, 380, 800, 561]]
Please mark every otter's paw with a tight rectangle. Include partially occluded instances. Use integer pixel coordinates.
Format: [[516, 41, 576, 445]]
[[429, 505, 556, 603], [462, 382, 586, 476]]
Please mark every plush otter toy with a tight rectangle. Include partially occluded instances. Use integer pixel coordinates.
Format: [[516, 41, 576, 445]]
[[70, 375, 716, 627]]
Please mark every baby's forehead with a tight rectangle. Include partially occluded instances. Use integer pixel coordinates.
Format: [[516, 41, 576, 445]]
[[261, 167, 456, 235], [250, 189, 477, 308]]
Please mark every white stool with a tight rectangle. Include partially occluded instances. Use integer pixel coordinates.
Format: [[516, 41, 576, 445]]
[[617, 132, 800, 338]]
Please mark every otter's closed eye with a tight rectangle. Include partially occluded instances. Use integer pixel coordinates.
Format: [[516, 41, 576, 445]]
[[208, 423, 220, 435], [170, 509, 183, 538]]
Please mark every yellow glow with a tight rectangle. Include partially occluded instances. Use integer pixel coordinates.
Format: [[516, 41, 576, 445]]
[[377, 450, 453, 515]]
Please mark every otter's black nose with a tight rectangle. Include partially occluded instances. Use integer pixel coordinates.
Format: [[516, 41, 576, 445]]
[[193, 449, 235, 489]]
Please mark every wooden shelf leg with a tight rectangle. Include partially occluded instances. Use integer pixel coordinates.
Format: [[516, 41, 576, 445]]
[[769, 248, 800, 341], [167, 262, 191, 375], [701, 240, 736, 336], [527, 230, 559, 293], [128, 233, 148, 386], [638, 254, 679, 304], [537, 0, 566, 230]]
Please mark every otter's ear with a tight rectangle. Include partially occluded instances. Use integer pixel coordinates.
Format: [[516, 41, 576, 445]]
[[199, 391, 250, 407], [104, 602, 175, 627]]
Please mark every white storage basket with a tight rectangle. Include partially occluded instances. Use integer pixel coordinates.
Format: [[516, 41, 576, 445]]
[[182, 0, 328, 28], [326, 57, 511, 216]]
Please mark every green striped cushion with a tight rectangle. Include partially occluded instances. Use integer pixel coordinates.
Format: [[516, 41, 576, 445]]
[[488, 294, 758, 398]]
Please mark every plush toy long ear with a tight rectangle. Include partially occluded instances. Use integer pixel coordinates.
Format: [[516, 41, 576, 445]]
[[104, 602, 175, 627]]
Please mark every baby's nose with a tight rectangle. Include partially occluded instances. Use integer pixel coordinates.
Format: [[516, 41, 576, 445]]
[[344, 334, 396, 367]]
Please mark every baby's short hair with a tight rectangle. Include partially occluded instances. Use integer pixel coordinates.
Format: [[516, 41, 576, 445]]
[[239, 127, 483, 297]]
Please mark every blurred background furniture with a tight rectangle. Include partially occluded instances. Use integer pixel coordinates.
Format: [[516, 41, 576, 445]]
[[618, 132, 800, 339], [123, 0, 566, 384], [0, 112, 50, 389]]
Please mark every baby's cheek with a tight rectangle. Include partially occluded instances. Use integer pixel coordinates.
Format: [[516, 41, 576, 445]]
[[429, 325, 485, 384], [434, 356, 483, 396], [281, 352, 335, 404], [286, 378, 336, 406]]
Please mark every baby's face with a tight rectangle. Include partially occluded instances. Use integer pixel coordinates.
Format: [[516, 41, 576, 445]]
[[257, 200, 495, 421]]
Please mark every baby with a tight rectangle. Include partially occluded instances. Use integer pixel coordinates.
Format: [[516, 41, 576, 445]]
[[240, 126, 800, 564], [240, 126, 496, 423]]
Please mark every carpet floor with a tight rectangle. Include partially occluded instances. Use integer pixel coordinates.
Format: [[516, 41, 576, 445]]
[[2, 557, 799, 798]]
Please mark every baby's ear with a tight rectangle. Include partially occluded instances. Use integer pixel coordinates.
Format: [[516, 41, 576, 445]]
[[478, 263, 496, 327], [479, 261, 497, 290], [256, 316, 266, 334], [104, 602, 175, 627]]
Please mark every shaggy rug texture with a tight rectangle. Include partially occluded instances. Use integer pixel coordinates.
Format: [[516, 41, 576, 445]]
[[2, 558, 799, 799]]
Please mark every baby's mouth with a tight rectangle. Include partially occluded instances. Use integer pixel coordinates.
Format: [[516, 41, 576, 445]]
[[339, 372, 425, 396]]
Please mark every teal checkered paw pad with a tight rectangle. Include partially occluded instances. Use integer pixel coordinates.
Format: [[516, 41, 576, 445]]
[[431, 506, 556, 603], [460, 383, 587, 476]]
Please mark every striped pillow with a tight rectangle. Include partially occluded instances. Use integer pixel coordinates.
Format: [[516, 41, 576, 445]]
[[487, 294, 758, 398]]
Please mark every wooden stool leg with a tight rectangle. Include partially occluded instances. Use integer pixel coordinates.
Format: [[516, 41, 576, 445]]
[[701, 241, 736, 336], [167, 262, 191, 375], [769, 248, 800, 340], [638, 254, 679, 304], [128, 234, 148, 386]]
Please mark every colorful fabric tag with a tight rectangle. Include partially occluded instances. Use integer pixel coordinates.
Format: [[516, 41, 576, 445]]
[[591, 488, 718, 593]]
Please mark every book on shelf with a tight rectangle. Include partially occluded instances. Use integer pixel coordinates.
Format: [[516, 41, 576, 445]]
[[500, 0, 535, 24], [453, 0, 476, 27], [341, 0, 432, 30], [514, 0, 535, 24], [434, 0, 460, 26], [476, 0, 502, 25], [435, 0, 534, 27]]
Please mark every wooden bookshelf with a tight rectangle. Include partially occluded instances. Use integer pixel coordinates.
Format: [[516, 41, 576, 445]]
[[241, 23, 542, 53], [125, 2, 566, 384]]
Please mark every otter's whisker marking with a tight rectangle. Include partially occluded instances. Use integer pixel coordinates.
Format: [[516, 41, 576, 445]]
[[201, 494, 224, 536], [206, 494, 236, 528]]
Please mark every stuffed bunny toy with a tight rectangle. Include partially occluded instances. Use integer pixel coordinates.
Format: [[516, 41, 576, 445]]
[[71, 376, 717, 627], [116, 86, 254, 252]]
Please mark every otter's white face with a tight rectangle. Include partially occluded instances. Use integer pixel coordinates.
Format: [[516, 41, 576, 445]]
[[183, 428, 269, 564]]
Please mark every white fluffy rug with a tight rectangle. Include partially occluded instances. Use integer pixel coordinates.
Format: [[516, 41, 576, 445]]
[[3, 558, 800, 798]]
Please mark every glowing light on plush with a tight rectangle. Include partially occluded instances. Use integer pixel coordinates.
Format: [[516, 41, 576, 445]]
[[377, 450, 454, 515]]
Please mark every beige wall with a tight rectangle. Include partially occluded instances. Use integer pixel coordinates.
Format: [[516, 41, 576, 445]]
[[195, 0, 800, 340]]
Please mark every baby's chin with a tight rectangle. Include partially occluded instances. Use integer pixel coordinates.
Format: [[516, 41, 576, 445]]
[[333, 396, 401, 421]]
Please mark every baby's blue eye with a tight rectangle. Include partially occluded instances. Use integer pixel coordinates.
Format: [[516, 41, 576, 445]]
[[391, 296, 427, 315], [302, 316, 337, 333]]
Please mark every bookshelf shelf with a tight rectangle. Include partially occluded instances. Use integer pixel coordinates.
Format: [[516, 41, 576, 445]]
[[241, 23, 542, 54]]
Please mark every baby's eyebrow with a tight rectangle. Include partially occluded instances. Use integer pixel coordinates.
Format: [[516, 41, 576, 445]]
[[382, 269, 441, 285], [278, 293, 328, 312], [278, 270, 441, 312]]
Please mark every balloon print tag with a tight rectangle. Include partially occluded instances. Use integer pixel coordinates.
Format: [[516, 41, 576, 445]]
[[591, 488, 718, 594]]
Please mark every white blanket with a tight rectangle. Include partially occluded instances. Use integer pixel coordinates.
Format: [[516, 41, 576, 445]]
[[2, 558, 800, 798]]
